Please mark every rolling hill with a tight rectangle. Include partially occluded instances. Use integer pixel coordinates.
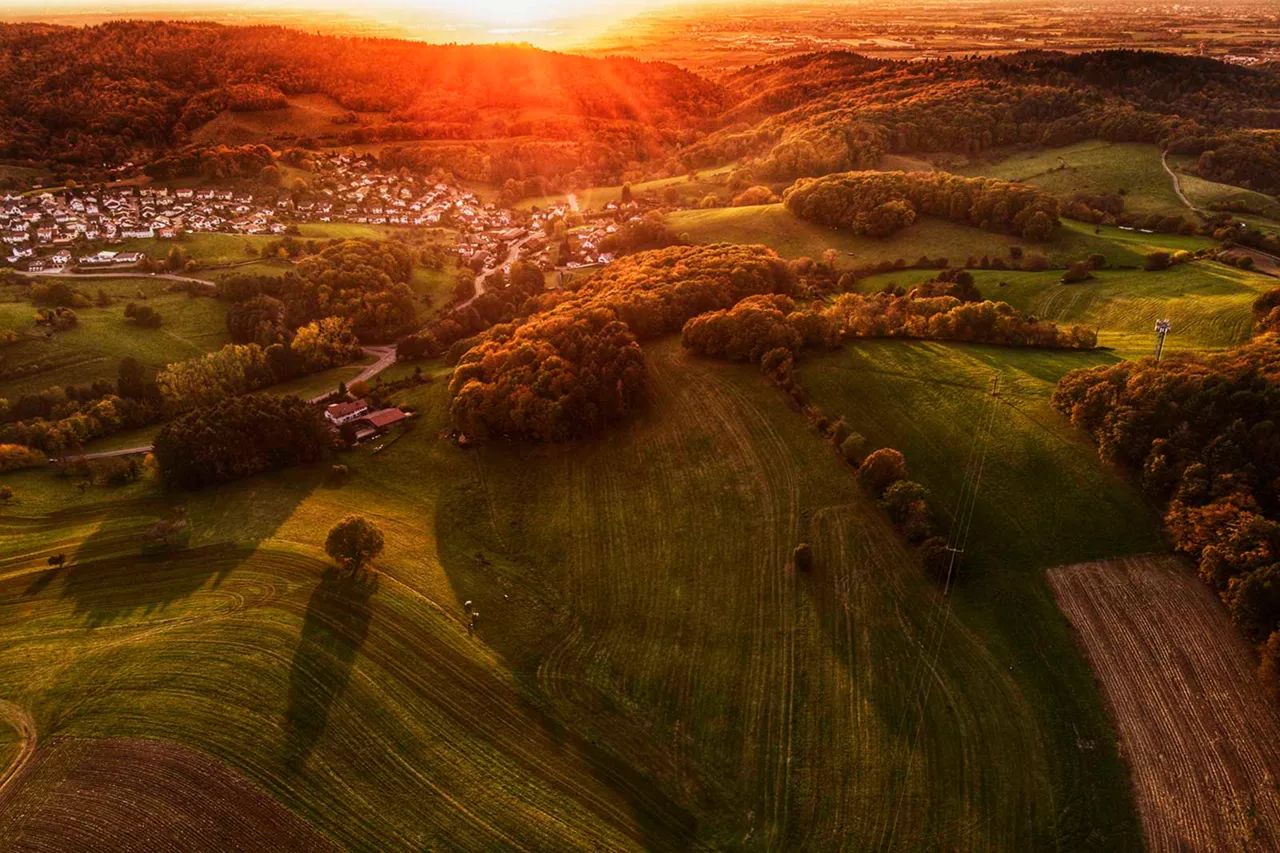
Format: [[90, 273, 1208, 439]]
[[0, 340, 1146, 851]]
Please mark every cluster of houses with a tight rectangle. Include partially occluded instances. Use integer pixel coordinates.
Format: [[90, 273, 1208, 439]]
[[3, 153, 666, 281], [1, 184, 286, 268], [1, 154, 549, 272]]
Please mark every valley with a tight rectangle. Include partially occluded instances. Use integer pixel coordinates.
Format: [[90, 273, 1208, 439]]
[[1, 11, 1280, 852]]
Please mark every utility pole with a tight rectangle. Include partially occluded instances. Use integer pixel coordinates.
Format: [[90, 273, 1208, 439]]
[[1154, 319, 1171, 364]]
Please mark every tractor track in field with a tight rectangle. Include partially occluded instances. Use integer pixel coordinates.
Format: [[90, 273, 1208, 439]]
[[1050, 554, 1280, 852], [0, 700, 36, 801]]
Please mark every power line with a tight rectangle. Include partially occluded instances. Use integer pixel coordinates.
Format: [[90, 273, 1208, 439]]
[[882, 371, 1001, 849]]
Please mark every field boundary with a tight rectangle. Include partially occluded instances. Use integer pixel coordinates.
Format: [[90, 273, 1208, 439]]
[[0, 699, 37, 800], [1049, 554, 1280, 852]]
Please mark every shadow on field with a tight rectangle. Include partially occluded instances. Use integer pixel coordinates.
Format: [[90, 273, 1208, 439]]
[[282, 567, 376, 773], [31, 473, 318, 627], [434, 472, 700, 853]]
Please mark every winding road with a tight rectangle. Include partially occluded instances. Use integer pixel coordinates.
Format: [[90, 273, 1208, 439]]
[[456, 235, 535, 312], [1161, 150, 1199, 215]]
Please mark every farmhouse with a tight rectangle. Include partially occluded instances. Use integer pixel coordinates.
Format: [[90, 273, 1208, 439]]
[[353, 407, 408, 441], [325, 399, 369, 425]]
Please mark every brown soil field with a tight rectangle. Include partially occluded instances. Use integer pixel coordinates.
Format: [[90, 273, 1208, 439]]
[[1049, 554, 1280, 852], [0, 736, 338, 852]]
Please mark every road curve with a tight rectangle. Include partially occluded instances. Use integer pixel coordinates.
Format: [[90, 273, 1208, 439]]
[[455, 236, 534, 312]]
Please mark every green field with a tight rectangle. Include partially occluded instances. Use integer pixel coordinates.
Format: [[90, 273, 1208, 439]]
[[857, 257, 1273, 358], [191, 94, 385, 147], [0, 340, 1144, 850], [668, 204, 1174, 269], [1167, 156, 1280, 226], [115, 223, 424, 269], [521, 164, 737, 212], [0, 280, 229, 398], [953, 141, 1188, 218], [798, 340, 1166, 847]]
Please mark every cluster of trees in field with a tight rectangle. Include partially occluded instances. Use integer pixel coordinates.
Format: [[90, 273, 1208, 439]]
[[153, 393, 328, 489], [446, 243, 796, 441], [158, 319, 359, 412], [783, 171, 1061, 241], [1052, 319, 1280, 694], [0, 22, 725, 175], [597, 211, 686, 256], [687, 50, 1280, 194], [0, 357, 162, 455], [449, 309, 646, 442], [144, 144, 278, 182], [682, 269, 1096, 362], [218, 239, 416, 342]]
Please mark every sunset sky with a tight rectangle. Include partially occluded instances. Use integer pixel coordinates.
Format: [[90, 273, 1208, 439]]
[[0, 0, 694, 39]]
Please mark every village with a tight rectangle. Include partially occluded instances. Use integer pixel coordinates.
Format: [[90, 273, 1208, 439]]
[[2, 153, 632, 276]]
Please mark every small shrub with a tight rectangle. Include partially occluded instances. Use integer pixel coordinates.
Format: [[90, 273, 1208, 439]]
[[793, 542, 812, 573], [839, 433, 866, 464]]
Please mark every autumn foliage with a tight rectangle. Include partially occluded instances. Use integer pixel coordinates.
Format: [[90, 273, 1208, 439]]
[[1054, 334, 1280, 679], [447, 243, 796, 441], [783, 171, 1061, 241]]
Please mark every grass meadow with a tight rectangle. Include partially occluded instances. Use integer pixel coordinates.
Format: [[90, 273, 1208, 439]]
[[0, 280, 229, 398], [667, 204, 1200, 270], [0, 340, 1147, 851], [953, 141, 1187, 218], [857, 257, 1273, 358]]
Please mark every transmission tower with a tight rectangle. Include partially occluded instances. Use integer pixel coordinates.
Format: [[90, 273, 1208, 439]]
[[1153, 319, 1171, 364]]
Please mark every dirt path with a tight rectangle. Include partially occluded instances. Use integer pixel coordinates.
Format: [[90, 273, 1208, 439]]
[[1161, 149, 1200, 215], [15, 269, 211, 287], [0, 699, 36, 798]]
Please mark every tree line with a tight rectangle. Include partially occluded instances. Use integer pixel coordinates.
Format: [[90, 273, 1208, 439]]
[[783, 171, 1061, 241], [446, 243, 796, 441], [1052, 311, 1280, 698], [153, 393, 329, 489], [688, 50, 1280, 194], [682, 269, 1096, 368]]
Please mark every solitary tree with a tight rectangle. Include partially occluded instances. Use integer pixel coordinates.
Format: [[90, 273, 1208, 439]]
[[325, 516, 385, 573], [0, 484, 11, 504]]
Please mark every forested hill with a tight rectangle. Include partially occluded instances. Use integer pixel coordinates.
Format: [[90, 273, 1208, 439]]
[[0, 21, 729, 166], [696, 49, 1280, 193]]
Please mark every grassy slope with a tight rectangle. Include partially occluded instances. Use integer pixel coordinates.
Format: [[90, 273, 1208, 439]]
[[520, 165, 737, 212], [0, 341, 1140, 851], [669, 204, 1167, 269], [191, 94, 383, 147], [799, 340, 1164, 848], [858, 258, 1273, 359], [0, 283, 229, 398], [953, 141, 1187, 218]]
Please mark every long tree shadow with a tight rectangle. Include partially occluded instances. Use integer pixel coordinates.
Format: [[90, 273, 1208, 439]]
[[282, 567, 376, 774], [29, 468, 324, 627]]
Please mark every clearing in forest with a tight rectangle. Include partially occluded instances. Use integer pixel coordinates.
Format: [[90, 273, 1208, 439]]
[[1049, 554, 1280, 853]]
